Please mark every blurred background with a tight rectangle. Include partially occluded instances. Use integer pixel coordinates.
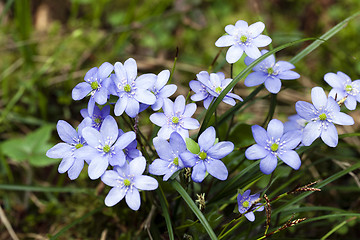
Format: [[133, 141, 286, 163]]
[[1, 0, 360, 239]]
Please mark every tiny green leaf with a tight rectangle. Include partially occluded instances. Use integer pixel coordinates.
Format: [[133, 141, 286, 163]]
[[185, 138, 200, 154]]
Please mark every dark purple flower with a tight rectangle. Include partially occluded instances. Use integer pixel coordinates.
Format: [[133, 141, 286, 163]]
[[80, 105, 110, 131], [237, 190, 264, 222]]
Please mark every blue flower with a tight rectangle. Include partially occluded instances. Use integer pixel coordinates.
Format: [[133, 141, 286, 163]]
[[244, 50, 300, 94], [190, 71, 242, 109], [149, 132, 186, 181], [295, 87, 354, 147], [76, 115, 136, 179], [149, 70, 177, 111], [237, 190, 264, 222], [180, 126, 232, 182], [150, 95, 200, 140], [215, 20, 272, 63], [72, 62, 114, 116], [46, 118, 91, 180], [245, 119, 302, 174], [118, 129, 142, 162], [112, 58, 156, 118], [324, 71, 360, 110], [80, 105, 111, 131], [101, 156, 158, 210], [284, 114, 308, 133]]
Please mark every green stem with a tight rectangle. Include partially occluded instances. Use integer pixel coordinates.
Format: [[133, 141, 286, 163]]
[[157, 186, 174, 240], [171, 180, 217, 240]]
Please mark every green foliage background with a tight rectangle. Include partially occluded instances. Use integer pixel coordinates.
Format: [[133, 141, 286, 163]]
[[1, 0, 360, 239]]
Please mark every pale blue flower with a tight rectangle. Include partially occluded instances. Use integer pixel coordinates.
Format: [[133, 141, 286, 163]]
[[80, 105, 110, 131], [245, 119, 302, 174], [324, 71, 360, 110], [244, 50, 300, 94], [149, 132, 186, 181], [101, 156, 158, 210], [150, 95, 200, 140], [149, 70, 177, 111], [180, 126, 232, 182], [215, 20, 272, 63], [76, 116, 136, 179], [295, 87, 354, 147], [112, 58, 156, 118], [72, 62, 113, 116], [190, 71, 242, 109]]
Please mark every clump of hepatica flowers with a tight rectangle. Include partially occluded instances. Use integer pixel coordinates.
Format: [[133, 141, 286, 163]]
[[245, 119, 302, 175], [215, 20, 272, 63], [237, 190, 264, 222], [150, 95, 200, 140], [77, 115, 136, 179], [190, 71, 242, 109], [101, 156, 158, 210], [244, 50, 300, 94], [180, 126, 233, 182], [324, 71, 360, 110], [46, 118, 91, 180], [149, 132, 186, 181], [72, 62, 114, 116], [295, 87, 354, 147]]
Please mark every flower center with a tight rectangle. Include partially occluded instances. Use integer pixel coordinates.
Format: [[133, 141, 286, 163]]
[[242, 200, 250, 208], [215, 86, 222, 94], [94, 117, 101, 124], [199, 151, 207, 160], [270, 143, 279, 152], [103, 144, 111, 153], [124, 84, 132, 92], [173, 157, 179, 166], [345, 84, 353, 92], [124, 179, 131, 186], [240, 35, 247, 43], [91, 81, 99, 90], [319, 113, 327, 121], [267, 67, 274, 75], [75, 143, 83, 149], [172, 116, 179, 124]]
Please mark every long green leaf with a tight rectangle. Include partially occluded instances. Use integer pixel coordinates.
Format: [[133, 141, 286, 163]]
[[157, 186, 175, 240], [171, 180, 217, 240]]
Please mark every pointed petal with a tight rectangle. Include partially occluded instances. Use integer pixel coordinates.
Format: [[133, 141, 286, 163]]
[[125, 98, 140, 118], [251, 125, 268, 146], [105, 187, 126, 207], [169, 132, 187, 153], [324, 72, 344, 88], [205, 159, 228, 180], [180, 151, 197, 167], [198, 126, 216, 151], [244, 72, 266, 87], [136, 73, 157, 89], [245, 144, 269, 160], [98, 62, 114, 79], [101, 170, 121, 187], [252, 35, 272, 47], [174, 95, 185, 114], [153, 137, 173, 161], [82, 127, 102, 147], [68, 159, 84, 180], [157, 126, 174, 140], [311, 87, 327, 109], [84, 67, 97, 81], [295, 101, 317, 120], [149, 159, 170, 176], [183, 103, 197, 117], [115, 131, 136, 149], [182, 118, 200, 130], [248, 22, 265, 37], [267, 119, 284, 139], [88, 157, 108, 179], [278, 150, 301, 170], [226, 45, 244, 64], [47, 143, 72, 159], [191, 161, 206, 183], [94, 87, 108, 105], [259, 154, 277, 174], [235, 20, 248, 28], [150, 113, 167, 126], [244, 44, 261, 59], [57, 120, 77, 144], [134, 175, 158, 190], [124, 58, 137, 81], [332, 112, 354, 125], [125, 188, 141, 210], [155, 70, 170, 89], [207, 141, 234, 159], [215, 35, 235, 47], [135, 89, 156, 105], [344, 96, 357, 110], [72, 82, 91, 100], [302, 121, 322, 146], [158, 85, 177, 98], [280, 130, 302, 149], [100, 116, 118, 145], [321, 123, 338, 147], [108, 149, 126, 167], [58, 156, 75, 173], [129, 156, 146, 176], [245, 212, 255, 222], [114, 97, 128, 116], [264, 77, 282, 94]]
